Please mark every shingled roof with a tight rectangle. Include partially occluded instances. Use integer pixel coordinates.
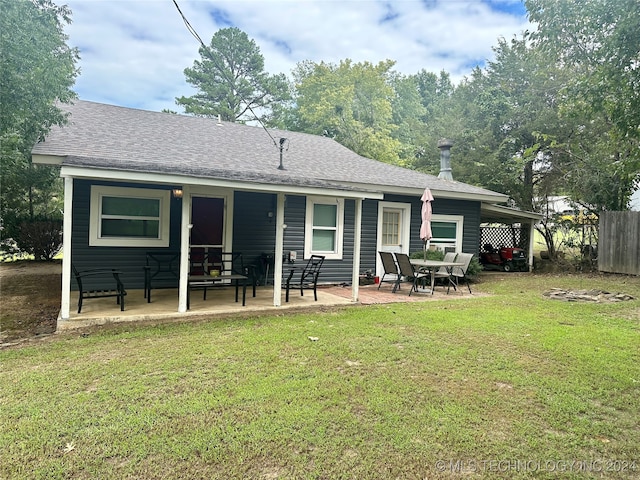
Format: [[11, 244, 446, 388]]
[[32, 100, 507, 202]]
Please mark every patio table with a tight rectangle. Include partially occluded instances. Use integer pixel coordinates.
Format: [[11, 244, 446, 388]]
[[410, 259, 465, 294], [187, 273, 248, 308]]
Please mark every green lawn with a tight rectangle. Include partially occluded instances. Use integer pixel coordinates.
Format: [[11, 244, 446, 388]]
[[2, 274, 639, 479]]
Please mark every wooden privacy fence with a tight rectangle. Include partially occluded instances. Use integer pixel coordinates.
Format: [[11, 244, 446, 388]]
[[598, 211, 640, 275]]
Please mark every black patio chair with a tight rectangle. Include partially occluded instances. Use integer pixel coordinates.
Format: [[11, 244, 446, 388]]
[[284, 255, 325, 302], [378, 251, 399, 290], [72, 265, 127, 314], [143, 251, 180, 303], [393, 253, 429, 295]]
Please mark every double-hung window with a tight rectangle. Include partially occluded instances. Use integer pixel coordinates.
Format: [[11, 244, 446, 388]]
[[304, 197, 344, 260], [429, 215, 463, 253], [89, 186, 171, 247]]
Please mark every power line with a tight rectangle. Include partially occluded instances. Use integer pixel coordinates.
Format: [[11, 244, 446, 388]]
[[171, 0, 280, 150]]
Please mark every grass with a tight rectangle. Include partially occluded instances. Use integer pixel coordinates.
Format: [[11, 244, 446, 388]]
[[1, 274, 639, 479]]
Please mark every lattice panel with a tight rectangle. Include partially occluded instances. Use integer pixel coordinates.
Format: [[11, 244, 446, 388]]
[[479, 226, 529, 251]]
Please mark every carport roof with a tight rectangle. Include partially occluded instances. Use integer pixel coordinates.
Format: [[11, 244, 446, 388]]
[[481, 203, 542, 224]]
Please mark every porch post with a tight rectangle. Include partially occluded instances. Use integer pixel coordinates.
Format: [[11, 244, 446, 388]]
[[177, 186, 191, 313], [527, 218, 536, 272], [273, 193, 285, 307], [351, 198, 363, 302], [60, 176, 73, 320]]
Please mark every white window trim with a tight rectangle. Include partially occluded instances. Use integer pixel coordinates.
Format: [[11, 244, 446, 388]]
[[429, 214, 464, 252], [304, 196, 344, 260], [89, 185, 171, 247]]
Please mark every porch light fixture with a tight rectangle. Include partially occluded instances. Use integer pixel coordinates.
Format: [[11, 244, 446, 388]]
[[172, 188, 183, 199]]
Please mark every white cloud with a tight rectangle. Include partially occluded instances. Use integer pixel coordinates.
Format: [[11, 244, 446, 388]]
[[64, 0, 532, 112]]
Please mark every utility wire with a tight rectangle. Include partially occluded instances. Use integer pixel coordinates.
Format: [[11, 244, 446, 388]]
[[171, 0, 280, 150]]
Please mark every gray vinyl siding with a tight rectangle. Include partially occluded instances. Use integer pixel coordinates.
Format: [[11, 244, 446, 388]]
[[71, 182, 482, 291], [236, 193, 373, 285], [71, 179, 182, 290], [232, 191, 277, 276], [280, 195, 356, 285], [359, 199, 381, 275]]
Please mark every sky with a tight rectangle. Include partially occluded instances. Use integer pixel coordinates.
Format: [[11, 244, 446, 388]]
[[63, 0, 532, 113]]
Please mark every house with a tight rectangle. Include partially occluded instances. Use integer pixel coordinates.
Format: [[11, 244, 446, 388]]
[[32, 100, 540, 320]]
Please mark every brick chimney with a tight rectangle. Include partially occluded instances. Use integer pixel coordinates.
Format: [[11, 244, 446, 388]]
[[437, 138, 453, 180]]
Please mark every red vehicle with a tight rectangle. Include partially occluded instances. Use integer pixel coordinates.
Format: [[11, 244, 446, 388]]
[[480, 244, 528, 272]]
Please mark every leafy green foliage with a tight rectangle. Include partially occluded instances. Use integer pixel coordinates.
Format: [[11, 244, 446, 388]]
[[410, 249, 444, 261], [16, 218, 63, 260], [405, 70, 456, 171], [291, 59, 403, 163], [0, 0, 77, 252], [526, 0, 640, 142], [176, 27, 291, 124], [525, 0, 640, 211]]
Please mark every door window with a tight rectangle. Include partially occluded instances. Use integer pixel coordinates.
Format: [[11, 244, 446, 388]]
[[382, 209, 401, 246]]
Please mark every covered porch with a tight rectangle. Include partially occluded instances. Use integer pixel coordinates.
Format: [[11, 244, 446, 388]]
[[60, 281, 476, 331], [57, 171, 384, 322]]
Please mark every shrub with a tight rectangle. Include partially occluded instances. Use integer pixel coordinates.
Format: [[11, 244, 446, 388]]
[[16, 219, 63, 260], [466, 256, 483, 277], [410, 249, 444, 260]]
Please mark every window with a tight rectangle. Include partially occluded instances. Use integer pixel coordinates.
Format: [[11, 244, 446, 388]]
[[304, 197, 344, 260], [89, 186, 171, 247], [429, 215, 463, 253], [382, 209, 401, 246]]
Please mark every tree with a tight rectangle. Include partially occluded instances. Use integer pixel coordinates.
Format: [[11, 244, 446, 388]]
[[526, 0, 640, 142], [291, 59, 402, 164], [526, 0, 640, 211], [0, 0, 78, 257], [407, 69, 458, 173], [387, 72, 427, 166], [176, 27, 290, 124], [412, 36, 569, 214]]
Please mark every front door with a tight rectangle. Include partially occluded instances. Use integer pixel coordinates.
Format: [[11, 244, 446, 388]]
[[190, 196, 225, 263], [376, 202, 411, 276]]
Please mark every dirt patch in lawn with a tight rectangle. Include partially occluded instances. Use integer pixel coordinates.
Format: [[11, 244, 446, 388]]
[[0, 261, 61, 345]]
